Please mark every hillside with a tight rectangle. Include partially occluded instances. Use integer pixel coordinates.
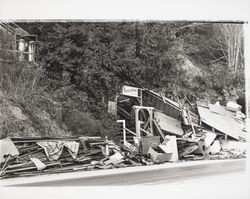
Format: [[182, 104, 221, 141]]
[[0, 22, 246, 138]]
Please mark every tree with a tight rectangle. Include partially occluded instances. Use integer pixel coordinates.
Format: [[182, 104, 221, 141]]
[[17, 21, 245, 110], [212, 23, 244, 72]]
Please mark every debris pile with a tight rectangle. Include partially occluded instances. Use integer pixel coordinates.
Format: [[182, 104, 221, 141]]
[[114, 86, 247, 162], [0, 85, 247, 179], [0, 136, 153, 179]]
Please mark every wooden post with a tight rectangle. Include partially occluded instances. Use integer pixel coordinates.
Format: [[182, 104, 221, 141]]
[[122, 120, 126, 144], [135, 107, 141, 137], [115, 93, 118, 102], [140, 89, 143, 106], [149, 109, 153, 134], [187, 110, 196, 137], [105, 136, 109, 156]]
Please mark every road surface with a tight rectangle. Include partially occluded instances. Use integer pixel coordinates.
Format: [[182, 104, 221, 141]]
[[1, 159, 249, 199], [1, 159, 247, 186]]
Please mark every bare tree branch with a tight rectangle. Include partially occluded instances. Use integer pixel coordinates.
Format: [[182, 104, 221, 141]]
[[212, 24, 244, 72]]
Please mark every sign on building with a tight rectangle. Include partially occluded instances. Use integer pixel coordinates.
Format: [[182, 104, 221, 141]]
[[121, 85, 139, 98]]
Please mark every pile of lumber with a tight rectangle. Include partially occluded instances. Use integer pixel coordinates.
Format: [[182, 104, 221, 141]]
[[0, 136, 152, 179]]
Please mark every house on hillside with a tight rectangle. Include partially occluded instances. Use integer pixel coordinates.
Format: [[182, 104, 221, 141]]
[[0, 21, 37, 63]]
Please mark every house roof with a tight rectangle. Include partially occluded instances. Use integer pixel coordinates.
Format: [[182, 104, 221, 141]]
[[0, 21, 30, 36]]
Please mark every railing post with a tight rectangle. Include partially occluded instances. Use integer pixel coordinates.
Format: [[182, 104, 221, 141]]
[[117, 120, 126, 143], [149, 109, 153, 134], [134, 107, 140, 137]]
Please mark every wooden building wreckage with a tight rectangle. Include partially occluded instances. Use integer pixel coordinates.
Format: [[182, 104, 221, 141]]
[[0, 85, 246, 179]]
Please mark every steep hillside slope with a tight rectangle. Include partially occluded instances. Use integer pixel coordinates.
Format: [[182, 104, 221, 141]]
[[0, 89, 69, 138]]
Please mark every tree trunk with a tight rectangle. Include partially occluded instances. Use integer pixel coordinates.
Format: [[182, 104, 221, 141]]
[[135, 22, 141, 58]]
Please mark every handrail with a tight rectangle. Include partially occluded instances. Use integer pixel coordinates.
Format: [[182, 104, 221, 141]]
[[124, 128, 136, 136]]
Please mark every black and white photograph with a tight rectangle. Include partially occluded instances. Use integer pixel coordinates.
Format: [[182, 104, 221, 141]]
[[0, 0, 249, 199]]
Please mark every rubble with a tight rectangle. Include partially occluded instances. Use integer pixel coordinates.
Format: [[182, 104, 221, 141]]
[[203, 130, 217, 148], [160, 135, 178, 162], [154, 111, 184, 136], [141, 136, 160, 154], [0, 137, 19, 163], [148, 143, 172, 164], [197, 101, 246, 141], [115, 85, 246, 162], [204, 140, 221, 155], [0, 85, 247, 179], [0, 137, 128, 179], [0, 135, 157, 179]]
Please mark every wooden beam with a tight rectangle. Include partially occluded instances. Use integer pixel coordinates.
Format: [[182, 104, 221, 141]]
[[152, 120, 165, 140]]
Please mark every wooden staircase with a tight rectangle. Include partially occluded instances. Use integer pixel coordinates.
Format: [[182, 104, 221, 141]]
[[142, 90, 181, 120]]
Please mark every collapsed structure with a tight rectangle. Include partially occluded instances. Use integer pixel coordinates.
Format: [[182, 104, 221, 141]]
[[114, 85, 246, 162], [0, 85, 247, 179]]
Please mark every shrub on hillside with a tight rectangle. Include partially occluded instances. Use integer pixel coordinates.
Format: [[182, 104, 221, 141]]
[[63, 109, 100, 136]]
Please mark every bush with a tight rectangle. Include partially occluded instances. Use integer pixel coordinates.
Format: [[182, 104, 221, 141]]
[[63, 109, 100, 136]]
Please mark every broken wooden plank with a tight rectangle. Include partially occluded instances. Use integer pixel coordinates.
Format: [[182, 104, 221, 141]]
[[154, 111, 184, 136], [141, 136, 160, 154], [159, 135, 178, 162], [104, 152, 124, 165], [179, 145, 198, 157], [152, 120, 165, 140]]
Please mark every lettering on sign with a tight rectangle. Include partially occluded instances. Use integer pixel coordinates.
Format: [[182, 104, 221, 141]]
[[122, 85, 139, 97]]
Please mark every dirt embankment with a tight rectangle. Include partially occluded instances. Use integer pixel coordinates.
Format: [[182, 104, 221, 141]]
[[0, 90, 69, 138]]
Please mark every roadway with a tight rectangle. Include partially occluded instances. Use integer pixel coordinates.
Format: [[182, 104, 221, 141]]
[[1, 159, 247, 186]]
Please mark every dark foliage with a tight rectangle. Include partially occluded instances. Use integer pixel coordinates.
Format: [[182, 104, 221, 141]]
[[12, 21, 245, 138]]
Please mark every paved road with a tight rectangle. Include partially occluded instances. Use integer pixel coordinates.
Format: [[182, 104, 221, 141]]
[[4, 159, 246, 186]]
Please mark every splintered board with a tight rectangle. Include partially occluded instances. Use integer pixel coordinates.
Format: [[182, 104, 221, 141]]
[[154, 111, 184, 136]]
